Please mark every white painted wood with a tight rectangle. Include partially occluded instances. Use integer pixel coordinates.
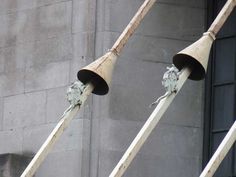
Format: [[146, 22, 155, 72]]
[[20, 83, 94, 177], [200, 121, 236, 177], [109, 67, 191, 177], [208, 0, 236, 35], [111, 0, 156, 55]]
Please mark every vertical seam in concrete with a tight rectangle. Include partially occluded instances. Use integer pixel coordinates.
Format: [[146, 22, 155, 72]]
[[69, 0, 74, 82], [45, 90, 49, 124], [21, 127, 24, 154], [69, 54, 73, 81], [88, 0, 99, 176], [23, 50, 27, 95], [96, 150, 100, 177], [1, 97, 4, 130], [70, 0, 73, 35]]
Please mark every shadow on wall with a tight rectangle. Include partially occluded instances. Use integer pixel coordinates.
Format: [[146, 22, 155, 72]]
[[0, 154, 33, 177]]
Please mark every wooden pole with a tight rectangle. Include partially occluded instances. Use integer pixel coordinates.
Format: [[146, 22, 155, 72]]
[[198, 1, 236, 176], [20, 83, 94, 177], [111, 0, 156, 55], [200, 121, 236, 177], [208, 0, 236, 35], [109, 67, 191, 177]]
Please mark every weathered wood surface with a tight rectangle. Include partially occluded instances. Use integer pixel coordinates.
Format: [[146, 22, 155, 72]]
[[199, 1, 236, 176], [208, 0, 236, 35], [200, 121, 236, 177], [111, 0, 156, 55]]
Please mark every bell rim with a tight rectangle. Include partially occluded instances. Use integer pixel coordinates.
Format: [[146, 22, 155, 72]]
[[77, 69, 109, 95], [173, 53, 206, 80]]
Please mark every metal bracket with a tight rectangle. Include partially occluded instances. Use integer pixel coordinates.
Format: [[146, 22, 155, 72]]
[[61, 81, 87, 117], [66, 81, 86, 108], [150, 65, 180, 107], [162, 64, 180, 93]]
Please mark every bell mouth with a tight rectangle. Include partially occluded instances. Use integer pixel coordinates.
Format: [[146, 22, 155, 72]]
[[77, 69, 109, 95], [173, 53, 206, 81]]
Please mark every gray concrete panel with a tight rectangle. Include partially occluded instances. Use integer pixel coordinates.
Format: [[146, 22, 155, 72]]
[[0, 129, 23, 154], [69, 57, 88, 82], [106, 0, 205, 8], [25, 61, 70, 92], [0, 0, 70, 15], [22, 119, 84, 153], [0, 46, 25, 73], [125, 154, 201, 177], [72, 0, 96, 34], [162, 80, 204, 127], [25, 34, 73, 68], [94, 31, 114, 57], [141, 123, 203, 158], [46, 86, 69, 123], [94, 0, 106, 32], [0, 98, 3, 130], [0, 1, 72, 48], [3, 91, 46, 130], [105, 2, 204, 41], [100, 118, 143, 152], [80, 119, 91, 177], [98, 149, 201, 177], [34, 150, 82, 177], [106, 31, 192, 63], [0, 71, 24, 97], [158, 0, 205, 8], [100, 118, 202, 158], [110, 60, 167, 122], [73, 32, 95, 58], [0, 34, 72, 74]]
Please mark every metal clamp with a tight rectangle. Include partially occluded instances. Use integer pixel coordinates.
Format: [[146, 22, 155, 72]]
[[66, 81, 86, 108], [203, 31, 216, 41], [61, 81, 87, 117], [150, 65, 180, 107]]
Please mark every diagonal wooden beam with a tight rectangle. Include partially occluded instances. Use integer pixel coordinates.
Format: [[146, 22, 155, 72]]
[[20, 83, 94, 177], [200, 121, 236, 177], [109, 67, 191, 177], [109, 0, 236, 176]]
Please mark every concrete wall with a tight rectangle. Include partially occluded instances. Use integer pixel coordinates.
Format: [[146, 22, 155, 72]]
[[91, 0, 206, 177], [0, 0, 94, 176], [0, 0, 205, 177]]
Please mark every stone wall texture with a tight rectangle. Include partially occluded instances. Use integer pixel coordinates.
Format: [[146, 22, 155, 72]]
[[0, 0, 206, 176]]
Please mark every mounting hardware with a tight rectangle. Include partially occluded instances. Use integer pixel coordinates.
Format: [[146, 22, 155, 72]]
[[150, 65, 180, 107]]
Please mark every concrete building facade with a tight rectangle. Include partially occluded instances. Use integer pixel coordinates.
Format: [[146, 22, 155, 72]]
[[0, 0, 210, 176]]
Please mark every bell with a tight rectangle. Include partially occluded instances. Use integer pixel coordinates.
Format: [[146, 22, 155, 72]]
[[77, 51, 117, 95], [173, 32, 215, 80]]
